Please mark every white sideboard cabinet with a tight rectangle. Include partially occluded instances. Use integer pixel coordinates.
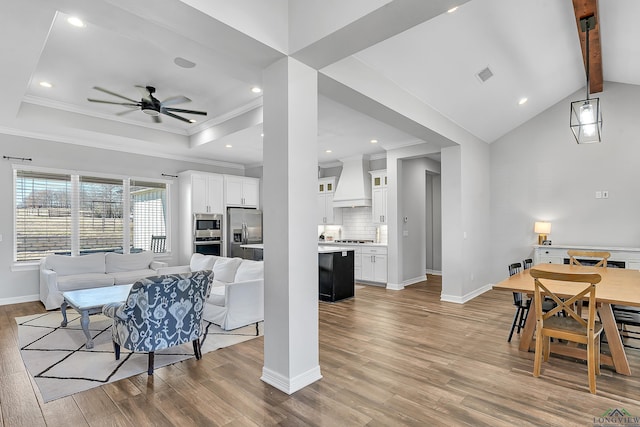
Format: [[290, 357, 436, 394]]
[[534, 244, 640, 269]]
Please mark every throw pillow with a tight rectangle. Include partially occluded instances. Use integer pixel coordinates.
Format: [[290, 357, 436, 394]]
[[105, 251, 155, 273], [190, 253, 219, 271], [212, 257, 243, 283], [235, 260, 264, 282]]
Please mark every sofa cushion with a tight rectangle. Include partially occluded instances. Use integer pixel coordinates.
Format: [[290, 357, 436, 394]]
[[105, 251, 155, 273], [45, 253, 106, 276], [213, 257, 243, 283], [109, 269, 157, 285], [57, 273, 114, 291], [235, 260, 264, 282], [208, 285, 226, 306], [190, 253, 219, 272]]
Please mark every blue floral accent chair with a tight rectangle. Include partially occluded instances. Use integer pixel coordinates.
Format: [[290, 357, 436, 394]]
[[102, 270, 214, 375]]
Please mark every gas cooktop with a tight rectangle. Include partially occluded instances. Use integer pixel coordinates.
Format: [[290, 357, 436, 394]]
[[333, 239, 375, 244]]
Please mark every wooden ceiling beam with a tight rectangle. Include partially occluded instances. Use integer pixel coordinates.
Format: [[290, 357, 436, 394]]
[[572, 0, 603, 94]]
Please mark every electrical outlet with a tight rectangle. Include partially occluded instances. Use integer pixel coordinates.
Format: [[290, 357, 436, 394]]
[[602, 190, 609, 199]]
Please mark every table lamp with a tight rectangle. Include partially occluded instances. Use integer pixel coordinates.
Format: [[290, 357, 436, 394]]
[[534, 221, 551, 245]]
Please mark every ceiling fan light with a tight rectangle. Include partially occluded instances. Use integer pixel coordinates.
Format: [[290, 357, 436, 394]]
[[142, 107, 160, 116]]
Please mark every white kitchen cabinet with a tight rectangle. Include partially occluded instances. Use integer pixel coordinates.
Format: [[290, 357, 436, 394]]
[[360, 246, 387, 283], [370, 170, 387, 224], [189, 173, 224, 214], [318, 177, 342, 224], [354, 247, 362, 281], [178, 170, 224, 263], [224, 175, 259, 207]]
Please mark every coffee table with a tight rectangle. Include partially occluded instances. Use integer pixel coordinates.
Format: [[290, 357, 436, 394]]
[[60, 284, 133, 349]]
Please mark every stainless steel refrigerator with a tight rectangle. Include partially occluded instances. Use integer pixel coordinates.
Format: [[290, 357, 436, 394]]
[[227, 207, 263, 260]]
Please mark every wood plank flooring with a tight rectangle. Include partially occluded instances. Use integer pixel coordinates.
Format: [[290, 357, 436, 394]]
[[2, 276, 640, 426]]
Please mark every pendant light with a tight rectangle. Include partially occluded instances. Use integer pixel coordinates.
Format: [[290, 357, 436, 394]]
[[570, 15, 602, 144]]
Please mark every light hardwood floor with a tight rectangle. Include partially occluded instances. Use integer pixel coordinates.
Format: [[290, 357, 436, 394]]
[[2, 275, 640, 426]]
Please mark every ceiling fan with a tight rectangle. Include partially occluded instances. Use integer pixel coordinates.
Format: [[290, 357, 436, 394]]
[[87, 85, 207, 123]]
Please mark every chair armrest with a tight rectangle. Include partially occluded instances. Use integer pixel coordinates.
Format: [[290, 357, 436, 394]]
[[156, 265, 191, 275], [102, 302, 127, 320], [39, 267, 59, 310], [150, 260, 168, 270]]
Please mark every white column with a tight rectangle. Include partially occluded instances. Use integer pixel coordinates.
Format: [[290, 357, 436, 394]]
[[261, 57, 322, 394]]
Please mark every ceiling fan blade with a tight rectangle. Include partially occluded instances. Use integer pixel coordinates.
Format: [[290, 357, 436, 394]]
[[87, 98, 139, 107], [152, 115, 162, 123], [162, 110, 192, 123], [92, 87, 138, 103], [161, 95, 191, 107], [134, 85, 152, 101], [163, 107, 207, 116], [115, 107, 139, 116]]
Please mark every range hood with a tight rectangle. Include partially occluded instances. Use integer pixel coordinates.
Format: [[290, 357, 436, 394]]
[[332, 155, 372, 208]]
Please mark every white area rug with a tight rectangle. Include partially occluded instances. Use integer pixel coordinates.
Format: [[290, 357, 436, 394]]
[[16, 311, 262, 402]]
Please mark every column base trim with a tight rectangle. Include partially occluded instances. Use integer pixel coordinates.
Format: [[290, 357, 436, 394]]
[[261, 365, 322, 395]]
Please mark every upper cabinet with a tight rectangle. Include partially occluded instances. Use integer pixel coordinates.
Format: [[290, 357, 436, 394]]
[[181, 171, 224, 215], [224, 175, 259, 208], [370, 170, 387, 224], [318, 177, 342, 225]]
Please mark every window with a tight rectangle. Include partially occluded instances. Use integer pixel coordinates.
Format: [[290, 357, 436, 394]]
[[130, 180, 167, 253], [79, 176, 124, 254], [15, 171, 72, 261], [13, 167, 170, 262]]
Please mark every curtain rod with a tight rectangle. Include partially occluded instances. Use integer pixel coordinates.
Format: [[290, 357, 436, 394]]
[[3, 155, 32, 161]]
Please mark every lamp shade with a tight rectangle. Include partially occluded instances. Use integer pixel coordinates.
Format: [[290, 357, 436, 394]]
[[534, 221, 551, 234]]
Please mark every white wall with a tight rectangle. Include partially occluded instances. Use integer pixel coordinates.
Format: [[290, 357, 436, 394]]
[[401, 157, 440, 282], [489, 81, 640, 282], [0, 133, 241, 304], [426, 173, 442, 272]]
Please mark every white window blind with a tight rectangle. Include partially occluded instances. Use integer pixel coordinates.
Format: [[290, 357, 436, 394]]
[[15, 170, 72, 261], [14, 167, 170, 262], [78, 176, 124, 253], [131, 180, 167, 253]]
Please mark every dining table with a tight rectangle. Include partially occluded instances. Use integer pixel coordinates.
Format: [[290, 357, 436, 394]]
[[493, 263, 640, 376]]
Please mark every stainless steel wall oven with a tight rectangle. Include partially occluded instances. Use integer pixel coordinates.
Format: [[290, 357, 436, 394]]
[[193, 213, 222, 256]]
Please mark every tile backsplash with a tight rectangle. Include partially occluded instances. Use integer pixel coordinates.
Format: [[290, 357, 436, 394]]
[[319, 206, 387, 243]]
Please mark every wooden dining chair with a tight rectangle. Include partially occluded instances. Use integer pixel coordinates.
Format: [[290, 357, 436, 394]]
[[530, 267, 603, 394], [507, 263, 526, 342], [522, 258, 533, 270], [567, 250, 610, 267]]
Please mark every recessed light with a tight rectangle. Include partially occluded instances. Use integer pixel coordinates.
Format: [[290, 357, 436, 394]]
[[370, 139, 378, 144], [225, 144, 232, 148], [251, 87, 262, 94], [174, 57, 196, 69], [447, 6, 459, 13], [325, 149, 332, 153], [67, 16, 86, 28], [39, 81, 53, 88], [518, 97, 528, 105], [189, 119, 197, 123], [260, 133, 264, 137]]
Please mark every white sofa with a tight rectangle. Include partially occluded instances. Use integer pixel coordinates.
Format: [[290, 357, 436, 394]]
[[157, 253, 264, 330], [39, 251, 167, 310]]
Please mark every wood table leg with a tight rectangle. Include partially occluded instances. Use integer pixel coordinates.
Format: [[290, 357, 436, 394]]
[[598, 303, 631, 375], [519, 298, 536, 352], [80, 310, 94, 349]]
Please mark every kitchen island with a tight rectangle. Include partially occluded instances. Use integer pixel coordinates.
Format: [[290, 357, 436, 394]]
[[240, 244, 355, 302]]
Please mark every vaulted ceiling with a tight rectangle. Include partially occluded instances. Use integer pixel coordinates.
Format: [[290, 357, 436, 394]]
[[2, 0, 639, 168]]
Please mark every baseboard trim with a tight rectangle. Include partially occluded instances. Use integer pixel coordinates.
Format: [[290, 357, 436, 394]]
[[261, 365, 322, 395], [0, 294, 40, 306], [440, 284, 492, 304], [385, 282, 404, 291], [403, 276, 426, 287], [425, 269, 442, 276]]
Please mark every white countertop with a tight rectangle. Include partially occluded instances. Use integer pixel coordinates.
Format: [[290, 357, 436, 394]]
[[241, 243, 355, 253], [318, 241, 387, 247]]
